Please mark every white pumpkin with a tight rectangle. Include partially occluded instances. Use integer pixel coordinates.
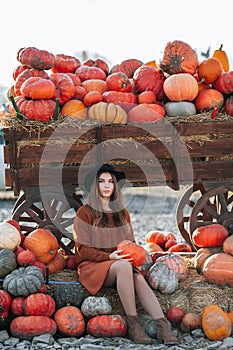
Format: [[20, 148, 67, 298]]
[[0, 222, 21, 250]]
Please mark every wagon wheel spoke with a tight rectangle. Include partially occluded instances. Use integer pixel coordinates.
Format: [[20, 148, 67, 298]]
[[12, 192, 83, 254], [190, 186, 233, 244], [176, 184, 207, 250]]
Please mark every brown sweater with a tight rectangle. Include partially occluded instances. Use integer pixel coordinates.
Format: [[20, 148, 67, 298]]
[[73, 204, 135, 294]]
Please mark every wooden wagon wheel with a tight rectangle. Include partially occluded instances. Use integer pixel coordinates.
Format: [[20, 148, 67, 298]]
[[189, 185, 233, 241], [176, 184, 207, 249], [12, 192, 83, 254]]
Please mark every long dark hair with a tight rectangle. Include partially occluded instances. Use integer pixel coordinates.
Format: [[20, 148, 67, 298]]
[[86, 171, 129, 230]]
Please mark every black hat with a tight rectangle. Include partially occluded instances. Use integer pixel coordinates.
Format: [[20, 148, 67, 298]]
[[84, 164, 126, 192]]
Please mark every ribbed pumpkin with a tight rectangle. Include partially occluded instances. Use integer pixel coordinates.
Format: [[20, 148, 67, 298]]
[[195, 88, 224, 112], [155, 252, 188, 281], [17, 47, 55, 70], [117, 240, 147, 267], [50, 73, 75, 105], [102, 91, 136, 111], [197, 57, 223, 84], [75, 65, 106, 82], [88, 101, 127, 124], [11, 293, 55, 317], [163, 73, 198, 102], [23, 228, 59, 264], [110, 58, 143, 78], [192, 223, 228, 248], [202, 253, 233, 285], [133, 65, 165, 100], [51, 54, 81, 73], [160, 40, 198, 75], [20, 77, 56, 99], [87, 315, 127, 337], [202, 304, 232, 340], [10, 315, 57, 340], [146, 261, 178, 294], [0, 290, 12, 320], [54, 305, 85, 337], [52, 283, 84, 308], [212, 45, 230, 72], [3, 266, 44, 297], [0, 248, 17, 278]]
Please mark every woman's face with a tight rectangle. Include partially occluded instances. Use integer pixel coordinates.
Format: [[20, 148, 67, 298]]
[[98, 172, 114, 199]]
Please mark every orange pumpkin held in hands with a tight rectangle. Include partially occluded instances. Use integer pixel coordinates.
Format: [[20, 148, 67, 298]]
[[117, 240, 147, 267]]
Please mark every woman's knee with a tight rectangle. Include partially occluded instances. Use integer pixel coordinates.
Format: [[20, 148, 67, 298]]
[[111, 260, 133, 275]]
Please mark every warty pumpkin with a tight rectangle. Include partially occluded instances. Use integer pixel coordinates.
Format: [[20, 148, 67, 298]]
[[13, 65, 28, 81], [133, 65, 165, 100], [81, 296, 112, 318], [75, 65, 106, 82], [82, 58, 109, 75], [146, 261, 178, 294], [87, 315, 127, 337], [20, 77, 56, 99], [163, 73, 199, 102], [156, 252, 188, 281], [0, 290, 12, 320], [51, 54, 81, 74], [88, 101, 127, 124], [197, 57, 223, 84], [50, 73, 75, 105], [10, 315, 57, 340], [23, 228, 59, 264], [202, 304, 232, 341], [17, 47, 55, 70], [212, 44, 230, 72], [160, 40, 198, 75], [110, 58, 143, 78], [54, 305, 85, 337], [52, 283, 84, 308]]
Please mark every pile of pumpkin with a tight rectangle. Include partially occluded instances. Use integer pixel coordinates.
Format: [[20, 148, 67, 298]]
[[3, 40, 233, 124]]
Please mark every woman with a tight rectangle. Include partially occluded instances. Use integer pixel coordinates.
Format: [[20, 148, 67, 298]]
[[73, 163, 179, 345]]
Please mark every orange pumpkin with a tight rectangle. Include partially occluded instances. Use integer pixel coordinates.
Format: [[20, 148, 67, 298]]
[[212, 44, 229, 72], [194, 247, 222, 274], [50, 72, 75, 105], [51, 54, 81, 74], [163, 73, 199, 102], [54, 305, 85, 337], [195, 88, 224, 112], [47, 252, 66, 274], [117, 240, 147, 267], [14, 68, 49, 96], [197, 57, 223, 84], [127, 103, 165, 124], [202, 304, 232, 340], [160, 40, 198, 75], [81, 79, 107, 94], [145, 231, 167, 248], [87, 315, 127, 337], [83, 90, 103, 107], [203, 253, 233, 285], [137, 91, 157, 104], [20, 77, 56, 99], [143, 242, 164, 253], [61, 99, 87, 119], [223, 235, 233, 255], [192, 223, 228, 248], [23, 228, 59, 264]]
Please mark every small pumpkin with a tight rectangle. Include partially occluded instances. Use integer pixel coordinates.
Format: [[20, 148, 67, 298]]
[[50, 73, 75, 105], [127, 103, 165, 124], [195, 88, 224, 113], [13, 65, 28, 81], [163, 73, 199, 102], [102, 91, 136, 111], [17, 47, 55, 70], [110, 58, 143, 78], [20, 77, 56, 99], [83, 90, 103, 107], [23, 228, 59, 264], [82, 79, 107, 94], [0, 248, 17, 278], [139, 314, 157, 338], [106, 72, 132, 92], [202, 253, 233, 285], [87, 315, 127, 337], [180, 312, 202, 333], [54, 305, 85, 337], [24, 293, 55, 316], [81, 296, 112, 318], [167, 306, 185, 324], [192, 223, 228, 248], [61, 99, 87, 119], [0, 222, 21, 251], [197, 57, 223, 84], [224, 95, 233, 116], [146, 261, 178, 294], [137, 91, 157, 104], [223, 235, 233, 255], [160, 40, 198, 75], [82, 58, 109, 75], [14, 68, 49, 96], [47, 251, 66, 274], [143, 242, 163, 253], [52, 283, 84, 308], [10, 315, 57, 340], [51, 54, 81, 73], [212, 44, 230, 72], [168, 242, 192, 253], [145, 231, 168, 248], [88, 101, 127, 124], [0, 290, 12, 320], [165, 101, 196, 117], [117, 240, 147, 267], [3, 266, 44, 297], [214, 71, 233, 95], [17, 250, 37, 267], [202, 304, 232, 340]]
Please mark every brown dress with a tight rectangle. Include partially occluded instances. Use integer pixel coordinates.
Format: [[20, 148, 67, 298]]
[[73, 205, 135, 295]]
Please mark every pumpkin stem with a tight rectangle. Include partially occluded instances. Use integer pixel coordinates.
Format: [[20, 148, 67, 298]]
[[54, 98, 59, 120], [218, 44, 223, 51], [9, 94, 25, 120]]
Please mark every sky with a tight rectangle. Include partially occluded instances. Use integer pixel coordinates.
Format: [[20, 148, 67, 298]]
[[1, 0, 233, 88]]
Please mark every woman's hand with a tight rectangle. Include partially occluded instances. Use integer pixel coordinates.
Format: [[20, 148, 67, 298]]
[[109, 249, 133, 262]]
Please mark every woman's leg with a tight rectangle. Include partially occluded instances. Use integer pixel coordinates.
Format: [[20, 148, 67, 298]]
[[133, 272, 164, 319], [103, 260, 137, 315]]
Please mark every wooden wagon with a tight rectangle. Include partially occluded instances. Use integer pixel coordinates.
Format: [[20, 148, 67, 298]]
[[1, 113, 233, 252]]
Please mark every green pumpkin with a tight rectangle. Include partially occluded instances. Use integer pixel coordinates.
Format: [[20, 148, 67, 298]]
[[3, 266, 44, 297], [0, 249, 17, 278], [52, 283, 84, 308], [165, 101, 196, 117]]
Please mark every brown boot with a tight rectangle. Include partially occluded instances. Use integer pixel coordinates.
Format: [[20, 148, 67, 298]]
[[126, 315, 153, 344], [154, 317, 179, 345]]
